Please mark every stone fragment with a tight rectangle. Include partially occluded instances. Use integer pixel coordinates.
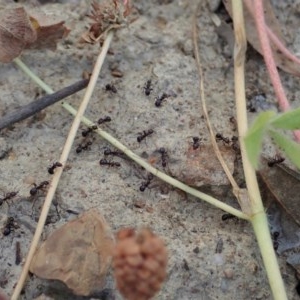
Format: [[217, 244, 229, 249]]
[[30, 209, 115, 296]]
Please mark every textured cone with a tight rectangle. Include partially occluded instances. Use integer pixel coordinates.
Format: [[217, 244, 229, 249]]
[[113, 228, 167, 300]]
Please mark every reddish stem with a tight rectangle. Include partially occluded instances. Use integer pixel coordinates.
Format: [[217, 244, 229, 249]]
[[252, 0, 300, 141]]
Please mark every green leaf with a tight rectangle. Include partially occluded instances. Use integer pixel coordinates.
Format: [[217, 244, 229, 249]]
[[270, 107, 300, 130], [268, 129, 300, 169], [244, 111, 276, 169]]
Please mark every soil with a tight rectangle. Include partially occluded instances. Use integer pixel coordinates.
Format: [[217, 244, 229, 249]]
[[0, 0, 300, 299]]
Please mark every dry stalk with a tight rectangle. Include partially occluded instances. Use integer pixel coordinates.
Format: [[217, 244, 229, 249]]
[[192, 4, 243, 208], [11, 30, 114, 300]]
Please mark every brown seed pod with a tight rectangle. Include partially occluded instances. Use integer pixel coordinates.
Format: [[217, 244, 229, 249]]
[[113, 228, 167, 300]]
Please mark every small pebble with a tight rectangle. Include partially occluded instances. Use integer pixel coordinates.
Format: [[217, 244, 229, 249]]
[[223, 268, 234, 279]]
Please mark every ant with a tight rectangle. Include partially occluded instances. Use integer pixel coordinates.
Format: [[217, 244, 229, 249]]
[[98, 116, 111, 125], [268, 155, 285, 167], [30, 181, 49, 196], [192, 137, 201, 150], [140, 174, 154, 192], [155, 93, 168, 107], [144, 80, 153, 96], [104, 148, 125, 158], [216, 133, 230, 144], [137, 129, 154, 143], [105, 83, 117, 93], [76, 141, 92, 153], [0, 191, 18, 206], [81, 125, 98, 137], [3, 217, 18, 236], [272, 231, 280, 250], [221, 213, 238, 222], [99, 158, 121, 167], [48, 162, 63, 175], [158, 147, 168, 167]]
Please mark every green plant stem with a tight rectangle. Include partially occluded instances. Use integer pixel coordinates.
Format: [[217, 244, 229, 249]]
[[14, 58, 53, 94], [232, 1, 287, 299], [14, 59, 249, 221], [64, 102, 248, 220]]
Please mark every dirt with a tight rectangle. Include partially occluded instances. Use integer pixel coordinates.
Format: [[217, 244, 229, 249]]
[[0, 0, 300, 299]]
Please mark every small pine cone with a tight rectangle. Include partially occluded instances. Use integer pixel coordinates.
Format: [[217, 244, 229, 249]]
[[113, 228, 167, 300]]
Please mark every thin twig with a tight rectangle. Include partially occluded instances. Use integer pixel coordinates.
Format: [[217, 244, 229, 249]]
[[11, 30, 114, 300], [0, 79, 89, 130]]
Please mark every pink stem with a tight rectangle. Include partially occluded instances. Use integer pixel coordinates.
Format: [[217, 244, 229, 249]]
[[252, 0, 300, 141], [267, 28, 300, 67]]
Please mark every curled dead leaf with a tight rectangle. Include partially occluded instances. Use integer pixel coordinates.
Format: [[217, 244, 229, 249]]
[[30, 209, 115, 296], [0, 6, 68, 63]]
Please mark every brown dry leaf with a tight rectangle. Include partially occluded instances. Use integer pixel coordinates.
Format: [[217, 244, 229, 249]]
[[0, 6, 68, 63], [223, 0, 300, 77], [259, 156, 300, 226], [0, 7, 36, 63], [30, 209, 115, 296], [81, 0, 132, 45]]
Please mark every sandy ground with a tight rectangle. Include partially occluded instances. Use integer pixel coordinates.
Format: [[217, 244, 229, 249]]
[[1, 0, 300, 299]]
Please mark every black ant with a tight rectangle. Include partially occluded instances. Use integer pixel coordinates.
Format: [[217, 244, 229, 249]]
[[104, 148, 125, 158], [144, 80, 153, 96], [221, 213, 238, 222], [137, 129, 154, 143], [192, 137, 201, 150], [0, 191, 18, 206], [105, 83, 117, 93], [48, 162, 63, 175], [99, 158, 121, 167], [98, 116, 111, 125], [272, 231, 280, 250], [268, 155, 285, 167], [140, 174, 154, 192], [216, 133, 230, 144], [30, 181, 49, 196], [3, 217, 18, 236], [155, 93, 168, 107], [76, 141, 92, 153], [158, 147, 168, 167], [81, 125, 98, 137]]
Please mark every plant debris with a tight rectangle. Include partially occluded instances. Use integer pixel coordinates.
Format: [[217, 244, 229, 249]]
[[80, 0, 132, 45]]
